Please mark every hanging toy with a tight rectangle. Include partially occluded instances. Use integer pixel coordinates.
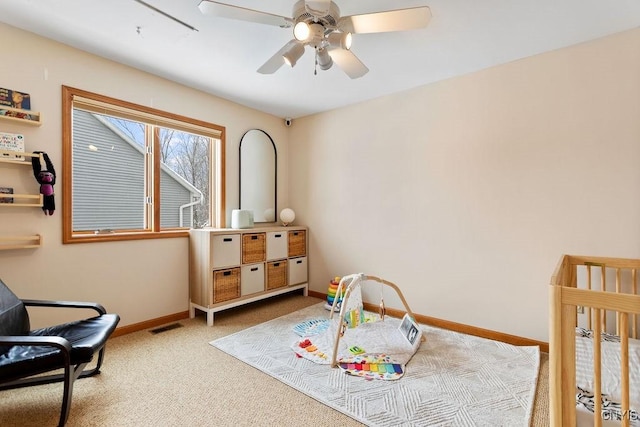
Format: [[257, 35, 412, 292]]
[[379, 281, 386, 321], [31, 151, 56, 215]]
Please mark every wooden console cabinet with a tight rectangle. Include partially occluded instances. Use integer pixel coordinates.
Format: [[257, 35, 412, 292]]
[[189, 226, 308, 325]]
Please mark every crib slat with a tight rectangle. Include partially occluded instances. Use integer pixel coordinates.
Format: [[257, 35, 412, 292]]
[[549, 283, 565, 427], [616, 268, 621, 336], [620, 313, 630, 427], [633, 269, 638, 339], [600, 265, 607, 331], [587, 265, 593, 328], [561, 303, 577, 427], [593, 308, 602, 427]]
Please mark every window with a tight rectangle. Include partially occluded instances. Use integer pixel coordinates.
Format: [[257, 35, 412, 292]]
[[62, 86, 225, 243]]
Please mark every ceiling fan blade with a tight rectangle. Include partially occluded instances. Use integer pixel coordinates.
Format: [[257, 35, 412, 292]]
[[304, 0, 331, 16], [257, 40, 300, 74], [198, 1, 292, 28], [339, 6, 431, 34], [328, 49, 369, 79]]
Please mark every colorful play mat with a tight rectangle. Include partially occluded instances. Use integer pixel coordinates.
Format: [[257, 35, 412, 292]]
[[292, 319, 330, 337], [337, 353, 405, 380]]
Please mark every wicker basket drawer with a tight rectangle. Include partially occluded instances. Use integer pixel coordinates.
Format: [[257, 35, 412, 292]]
[[266, 260, 287, 290], [213, 268, 240, 303], [242, 233, 266, 264], [288, 230, 306, 257]]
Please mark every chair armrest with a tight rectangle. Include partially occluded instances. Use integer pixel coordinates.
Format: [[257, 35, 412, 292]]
[[22, 299, 107, 315], [0, 335, 72, 354]]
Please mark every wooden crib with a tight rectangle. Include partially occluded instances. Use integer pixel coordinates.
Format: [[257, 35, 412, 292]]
[[550, 255, 640, 426]]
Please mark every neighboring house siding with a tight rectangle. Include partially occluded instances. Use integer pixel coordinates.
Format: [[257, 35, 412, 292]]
[[160, 173, 193, 228], [72, 110, 194, 231]]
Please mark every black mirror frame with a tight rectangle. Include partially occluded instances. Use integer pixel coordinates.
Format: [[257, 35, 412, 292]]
[[239, 129, 277, 223]]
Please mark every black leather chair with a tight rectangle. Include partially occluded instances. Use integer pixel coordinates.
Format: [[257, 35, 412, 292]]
[[0, 278, 120, 426]]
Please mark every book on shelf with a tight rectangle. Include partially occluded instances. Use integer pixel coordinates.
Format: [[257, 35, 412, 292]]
[[0, 108, 38, 122], [0, 187, 14, 204], [0, 132, 25, 160], [0, 87, 31, 110]]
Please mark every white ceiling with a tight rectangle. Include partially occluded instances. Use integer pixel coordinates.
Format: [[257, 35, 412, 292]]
[[1, 0, 639, 119]]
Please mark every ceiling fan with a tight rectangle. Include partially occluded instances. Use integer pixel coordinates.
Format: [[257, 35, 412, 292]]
[[198, 0, 431, 79]]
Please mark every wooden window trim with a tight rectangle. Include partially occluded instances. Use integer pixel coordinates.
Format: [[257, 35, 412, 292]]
[[62, 85, 226, 244]]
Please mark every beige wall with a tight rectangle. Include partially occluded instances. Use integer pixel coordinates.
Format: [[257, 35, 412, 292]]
[[0, 23, 289, 328], [2, 21, 638, 342], [289, 28, 640, 342]]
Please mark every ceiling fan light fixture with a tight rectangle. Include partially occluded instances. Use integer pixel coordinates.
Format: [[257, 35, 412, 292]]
[[283, 42, 305, 67], [317, 47, 333, 70], [328, 31, 352, 50], [293, 21, 310, 41], [344, 32, 352, 50]]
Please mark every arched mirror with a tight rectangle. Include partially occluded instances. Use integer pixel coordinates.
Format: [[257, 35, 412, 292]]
[[239, 129, 277, 223]]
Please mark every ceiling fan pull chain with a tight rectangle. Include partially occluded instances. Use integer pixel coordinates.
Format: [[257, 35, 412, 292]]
[[314, 48, 318, 75]]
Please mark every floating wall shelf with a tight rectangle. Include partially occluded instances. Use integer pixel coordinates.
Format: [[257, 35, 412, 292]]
[[0, 106, 41, 126], [0, 193, 43, 207], [0, 234, 42, 250], [0, 150, 44, 207], [0, 149, 42, 165]]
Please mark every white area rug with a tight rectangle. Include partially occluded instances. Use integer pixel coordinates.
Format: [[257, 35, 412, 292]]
[[210, 303, 540, 427]]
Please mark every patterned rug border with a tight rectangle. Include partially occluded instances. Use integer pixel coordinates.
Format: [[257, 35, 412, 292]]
[[210, 303, 540, 427]]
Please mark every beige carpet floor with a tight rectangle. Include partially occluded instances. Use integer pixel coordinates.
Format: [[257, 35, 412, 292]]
[[0, 294, 549, 426]]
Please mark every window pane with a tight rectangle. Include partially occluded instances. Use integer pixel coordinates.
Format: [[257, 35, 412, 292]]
[[72, 109, 147, 232], [158, 127, 210, 229], [63, 86, 225, 242]]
